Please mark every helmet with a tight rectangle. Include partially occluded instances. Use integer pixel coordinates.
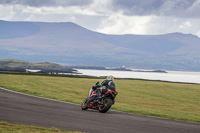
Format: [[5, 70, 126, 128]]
[[106, 75, 114, 80]]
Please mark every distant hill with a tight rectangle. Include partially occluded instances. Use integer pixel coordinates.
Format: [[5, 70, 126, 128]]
[[0, 20, 200, 71], [0, 59, 76, 73]]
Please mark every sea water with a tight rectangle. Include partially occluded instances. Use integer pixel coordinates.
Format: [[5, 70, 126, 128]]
[[76, 69, 200, 84]]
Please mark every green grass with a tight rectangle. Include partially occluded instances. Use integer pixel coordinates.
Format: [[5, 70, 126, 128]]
[[0, 74, 200, 123], [0, 121, 81, 133]]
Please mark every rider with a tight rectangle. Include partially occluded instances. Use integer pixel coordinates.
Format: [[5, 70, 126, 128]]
[[88, 75, 116, 104]]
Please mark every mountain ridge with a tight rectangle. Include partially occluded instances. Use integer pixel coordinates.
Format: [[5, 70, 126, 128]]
[[0, 20, 200, 71]]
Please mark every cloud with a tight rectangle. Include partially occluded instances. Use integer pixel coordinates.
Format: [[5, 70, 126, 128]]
[[95, 14, 152, 35], [0, 2, 102, 22], [1, 0, 199, 18], [94, 14, 200, 37], [112, 0, 200, 18], [0, 0, 200, 37], [179, 21, 192, 29], [144, 16, 200, 36], [0, 0, 93, 7], [112, 0, 163, 15]]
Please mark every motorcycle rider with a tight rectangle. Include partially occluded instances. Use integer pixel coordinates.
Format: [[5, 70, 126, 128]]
[[87, 75, 116, 105]]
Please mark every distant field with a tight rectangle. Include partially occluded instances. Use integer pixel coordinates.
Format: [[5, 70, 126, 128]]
[[0, 74, 200, 123]]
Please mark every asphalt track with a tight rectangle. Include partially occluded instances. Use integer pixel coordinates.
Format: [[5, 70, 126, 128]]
[[0, 87, 200, 133]]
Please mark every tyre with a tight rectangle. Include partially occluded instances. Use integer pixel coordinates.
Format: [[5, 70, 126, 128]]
[[99, 98, 112, 113], [81, 98, 89, 110]]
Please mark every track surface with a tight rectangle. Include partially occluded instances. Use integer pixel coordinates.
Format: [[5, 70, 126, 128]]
[[0, 87, 200, 133]]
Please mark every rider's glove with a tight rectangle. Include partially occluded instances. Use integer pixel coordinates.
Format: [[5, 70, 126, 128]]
[[92, 84, 102, 91], [96, 84, 102, 87]]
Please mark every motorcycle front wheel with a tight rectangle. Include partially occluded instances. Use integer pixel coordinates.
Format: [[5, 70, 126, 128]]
[[81, 98, 89, 110], [99, 98, 112, 113]]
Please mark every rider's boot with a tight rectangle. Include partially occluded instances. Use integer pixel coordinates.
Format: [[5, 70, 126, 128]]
[[112, 98, 115, 104], [87, 95, 96, 105]]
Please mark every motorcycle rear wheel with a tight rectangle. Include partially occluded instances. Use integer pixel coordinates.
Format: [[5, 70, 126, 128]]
[[81, 98, 89, 110], [99, 98, 112, 113]]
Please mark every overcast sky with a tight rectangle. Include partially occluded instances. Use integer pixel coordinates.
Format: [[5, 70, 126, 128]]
[[0, 0, 200, 37]]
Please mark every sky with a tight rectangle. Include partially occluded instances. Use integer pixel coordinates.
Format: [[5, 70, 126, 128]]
[[0, 0, 200, 37]]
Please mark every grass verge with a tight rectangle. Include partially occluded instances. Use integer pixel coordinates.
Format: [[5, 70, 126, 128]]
[[0, 121, 81, 133], [0, 74, 200, 123]]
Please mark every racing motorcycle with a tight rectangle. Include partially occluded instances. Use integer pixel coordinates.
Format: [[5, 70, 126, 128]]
[[81, 82, 118, 113]]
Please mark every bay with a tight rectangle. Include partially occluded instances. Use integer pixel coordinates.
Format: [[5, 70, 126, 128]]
[[76, 69, 200, 84]]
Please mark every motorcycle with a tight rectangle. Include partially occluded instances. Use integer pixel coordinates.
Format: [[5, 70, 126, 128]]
[[81, 82, 118, 113]]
